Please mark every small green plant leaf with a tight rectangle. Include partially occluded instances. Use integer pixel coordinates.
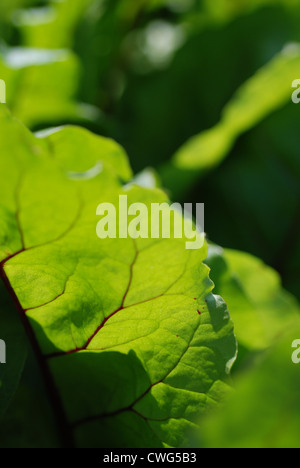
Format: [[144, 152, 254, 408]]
[[14, 0, 92, 49], [0, 106, 236, 448], [0, 44, 100, 128], [173, 45, 300, 170], [206, 245, 300, 365], [196, 323, 300, 448]]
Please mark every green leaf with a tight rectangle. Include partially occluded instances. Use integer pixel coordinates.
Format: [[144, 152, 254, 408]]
[[195, 322, 300, 448], [206, 245, 300, 364], [0, 44, 100, 128], [173, 44, 300, 170], [0, 106, 236, 448], [14, 0, 93, 49]]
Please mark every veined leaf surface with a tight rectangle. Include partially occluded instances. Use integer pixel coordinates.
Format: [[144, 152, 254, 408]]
[[0, 106, 236, 447]]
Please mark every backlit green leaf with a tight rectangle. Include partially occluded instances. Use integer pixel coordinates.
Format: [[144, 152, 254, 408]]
[[196, 323, 300, 448], [14, 0, 93, 49], [173, 45, 300, 170], [206, 246, 300, 365], [0, 44, 100, 128], [0, 106, 236, 448]]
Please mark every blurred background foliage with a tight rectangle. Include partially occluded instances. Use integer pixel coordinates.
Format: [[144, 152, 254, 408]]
[[1, 0, 300, 448]]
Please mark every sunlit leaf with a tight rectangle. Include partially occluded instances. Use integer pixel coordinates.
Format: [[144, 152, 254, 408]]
[[14, 0, 93, 49], [195, 324, 300, 448], [0, 44, 100, 128], [0, 106, 236, 448], [174, 45, 300, 170], [206, 245, 300, 364]]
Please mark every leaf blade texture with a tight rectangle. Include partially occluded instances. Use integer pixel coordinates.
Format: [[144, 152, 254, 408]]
[[0, 106, 236, 447]]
